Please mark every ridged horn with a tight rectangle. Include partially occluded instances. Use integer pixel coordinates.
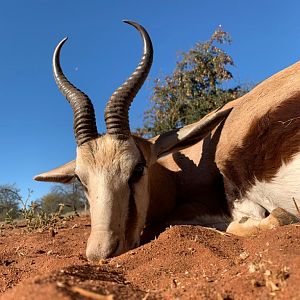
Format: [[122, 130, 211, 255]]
[[104, 20, 153, 139], [53, 38, 98, 146]]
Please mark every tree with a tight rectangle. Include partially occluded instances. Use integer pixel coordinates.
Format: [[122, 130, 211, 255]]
[[39, 180, 87, 214], [0, 184, 21, 221], [140, 27, 246, 137]]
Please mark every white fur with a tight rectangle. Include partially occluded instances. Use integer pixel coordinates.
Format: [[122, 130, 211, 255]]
[[231, 199, 267, 222], [232, 153, 300, 221]]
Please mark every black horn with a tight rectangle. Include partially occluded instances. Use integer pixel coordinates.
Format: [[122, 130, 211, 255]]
[[53, 38, 98, 146], [104, 20, 153, 139]]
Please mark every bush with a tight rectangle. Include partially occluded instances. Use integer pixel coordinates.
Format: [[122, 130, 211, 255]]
[[140, 27, 247, 137]]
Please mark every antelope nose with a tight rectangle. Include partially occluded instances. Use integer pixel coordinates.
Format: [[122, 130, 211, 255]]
[[86, 237, 121, 261]]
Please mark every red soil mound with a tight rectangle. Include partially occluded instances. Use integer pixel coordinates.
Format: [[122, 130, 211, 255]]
[[1, 215, 300, 299]]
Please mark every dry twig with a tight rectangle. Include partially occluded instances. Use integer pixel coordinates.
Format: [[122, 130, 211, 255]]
[[206, 227, 231, 236], [69, 286, 114, 300]]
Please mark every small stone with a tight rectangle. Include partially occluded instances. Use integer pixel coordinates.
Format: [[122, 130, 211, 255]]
[[239, 251, 249, 260], [56, 281, 65, 288]]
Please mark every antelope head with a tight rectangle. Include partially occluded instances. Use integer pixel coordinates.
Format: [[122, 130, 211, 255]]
[[35, 21, 231, 260]]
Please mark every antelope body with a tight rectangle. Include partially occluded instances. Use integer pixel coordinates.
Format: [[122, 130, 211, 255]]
[[35, 21, 300, 260]]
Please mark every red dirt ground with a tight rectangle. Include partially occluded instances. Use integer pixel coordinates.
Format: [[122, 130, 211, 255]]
[[0, 215, 300, 300]]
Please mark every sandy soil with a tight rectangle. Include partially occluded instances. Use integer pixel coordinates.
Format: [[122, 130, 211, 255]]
[[0, 215, 300, 300]]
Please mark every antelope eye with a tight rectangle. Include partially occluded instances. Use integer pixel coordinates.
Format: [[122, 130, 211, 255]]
[[129, 163, 145, 183]]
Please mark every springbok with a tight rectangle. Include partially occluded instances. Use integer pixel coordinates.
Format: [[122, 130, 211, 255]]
[[35, 21, 299, 260]]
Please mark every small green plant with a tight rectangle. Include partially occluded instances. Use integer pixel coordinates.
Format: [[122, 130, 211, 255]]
[[4, 208, 17, 228], [1, 187, 77, 232], [20, 201, 75, 232]]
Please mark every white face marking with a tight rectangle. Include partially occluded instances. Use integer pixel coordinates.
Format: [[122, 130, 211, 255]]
[[230, 152, 300, 221], [75, 135, 150, 260]]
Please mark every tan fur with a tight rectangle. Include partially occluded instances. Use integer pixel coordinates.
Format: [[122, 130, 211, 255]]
[[144, 61, 300, 236], [77, 136, 140, 172], [36, 61, 300, 257], [217, 61, 300, 200], [75, 136, 148, 259], [36, 110, 229, 259], [227, 208, 299, 236]]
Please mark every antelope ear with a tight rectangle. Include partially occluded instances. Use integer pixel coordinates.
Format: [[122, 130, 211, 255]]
[[34, 160, 76, 183], [151, 108, 232, 160]]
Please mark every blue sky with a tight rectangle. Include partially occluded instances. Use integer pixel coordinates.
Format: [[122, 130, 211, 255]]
[[1, 0, 300, 200]]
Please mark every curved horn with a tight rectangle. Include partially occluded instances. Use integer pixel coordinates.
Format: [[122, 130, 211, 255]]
[[53, 38, 98, 146], [104, 20, 153, 139]]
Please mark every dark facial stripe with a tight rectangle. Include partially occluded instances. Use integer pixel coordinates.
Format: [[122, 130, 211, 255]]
[[125, 147, 146, 247], [125, 181, 138, 247]]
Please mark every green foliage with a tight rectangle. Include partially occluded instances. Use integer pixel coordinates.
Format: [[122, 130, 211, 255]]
[[140, 27, 247, 137], [0, 184, 20, 221], [0, 182, 85, 233], [38, 180, 87, 215], [18, 201, 67, 231]]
